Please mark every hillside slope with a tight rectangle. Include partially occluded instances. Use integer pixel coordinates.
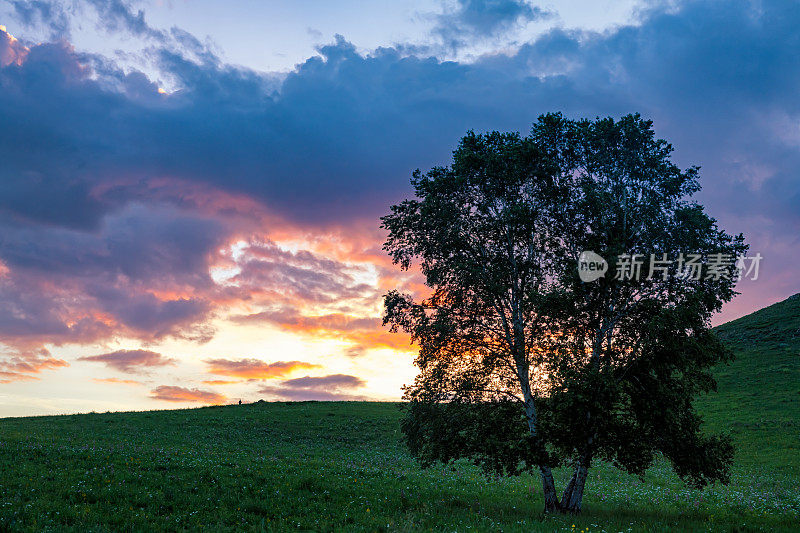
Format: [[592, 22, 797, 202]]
[[700, 293, 800, 468]]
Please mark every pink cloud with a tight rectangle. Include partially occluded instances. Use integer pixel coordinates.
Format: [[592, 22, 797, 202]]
[[257, 373, 368, 401], [150, 385, 227, 404], [0, 26, 28, 67], [78, 349, 176, 374]]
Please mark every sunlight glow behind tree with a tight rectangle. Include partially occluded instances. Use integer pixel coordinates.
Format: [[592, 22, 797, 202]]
[[382, 113, 746, 513]]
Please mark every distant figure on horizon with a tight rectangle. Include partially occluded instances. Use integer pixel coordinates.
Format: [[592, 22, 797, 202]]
[[238, 399, 242, 405]]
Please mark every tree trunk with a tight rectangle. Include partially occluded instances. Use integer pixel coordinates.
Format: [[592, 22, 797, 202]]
[[539, 466, 560, 512], [560, 458, 589, 513], [509, 300, 566, 514], [560, 466, 578, 507], [519, 386, 561, 513]]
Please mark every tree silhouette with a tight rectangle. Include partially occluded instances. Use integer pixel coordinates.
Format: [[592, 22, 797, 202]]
[[382, 113, 746, 513]]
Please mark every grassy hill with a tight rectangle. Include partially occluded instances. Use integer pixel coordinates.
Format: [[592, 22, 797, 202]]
[[701, 293, 800, 468], [0, 297, 798, 532]]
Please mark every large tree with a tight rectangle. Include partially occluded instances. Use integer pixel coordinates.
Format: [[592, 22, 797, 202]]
[[382, 113, 746, 514]]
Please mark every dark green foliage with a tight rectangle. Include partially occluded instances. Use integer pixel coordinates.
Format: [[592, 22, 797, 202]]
[[401, 401, 549, 476], [382, 113, 747, 513]]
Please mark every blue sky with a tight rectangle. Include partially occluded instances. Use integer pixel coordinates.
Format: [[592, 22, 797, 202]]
[[3, 1, 640, 71], [0, 0, 798, 415]]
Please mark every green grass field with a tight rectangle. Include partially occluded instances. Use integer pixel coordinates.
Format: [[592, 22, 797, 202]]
[[1, 296, 798, 532]]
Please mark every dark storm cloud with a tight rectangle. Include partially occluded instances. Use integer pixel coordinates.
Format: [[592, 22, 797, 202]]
[[0, 0, 799, 353], [0, 28, 483, 229], [0, 204, 222, 348], [2, 2, 797, 233], [0, 205, 225, 282]]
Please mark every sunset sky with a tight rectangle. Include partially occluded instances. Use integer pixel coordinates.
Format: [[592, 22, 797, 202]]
[[1, 0, 798, 417]]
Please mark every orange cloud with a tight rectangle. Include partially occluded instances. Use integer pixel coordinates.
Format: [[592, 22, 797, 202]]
[[0, 26, 28, 67], [208, 226, 425, 359], [92, 377, 143, 386], [0, 371, 39, 384], [232, 311, 414, 352], [204, 358, 320, 379], [236, 311, 378, 332], [201, 379, 240, 385], [150, 385, 227, 404], [0, 352, 69, 384], [338, 329, 414, 351], [3, 357, 69, 373]]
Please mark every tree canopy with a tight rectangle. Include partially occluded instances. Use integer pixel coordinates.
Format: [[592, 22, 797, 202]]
[[382, 113, 746, 513]]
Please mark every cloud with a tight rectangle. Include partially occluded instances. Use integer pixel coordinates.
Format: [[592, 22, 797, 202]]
[[228, 241, 376, 305], [0, 24, 28, 66], [257, 373, 368, 401], [0, 202, 225, 349], [8, 0, 168, 42], [4, 2, 792, 241], [432, 0, 553, 49], [2, 353, 68, 373], [283, 374, 365, 388], [232, 309, 413, 352], [2, 1, 799, 238], [0, 0, 799, 370], [7, 0, 71, 39], [86, 0, 166, 41], [204, 358, 320, 379], [0, 370, 39, 383], [92, 377, 142, 385], [78, 349, 176, 373], [0, 349, 68, 383], [150, 385, 227, 404], [216, 237, 420, 354], [235, 310, 378, 332], [0, 31, 451, 231]]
